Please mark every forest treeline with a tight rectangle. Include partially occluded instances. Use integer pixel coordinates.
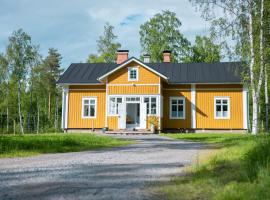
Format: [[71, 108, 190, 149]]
[[0, 0, 269, 134]]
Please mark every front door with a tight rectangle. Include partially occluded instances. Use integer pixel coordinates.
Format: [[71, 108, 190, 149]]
[[118, 103, 126, 129], [126, 103, 140, 129]]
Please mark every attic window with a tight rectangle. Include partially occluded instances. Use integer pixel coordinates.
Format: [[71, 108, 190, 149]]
[[128, 67, 138, 81]]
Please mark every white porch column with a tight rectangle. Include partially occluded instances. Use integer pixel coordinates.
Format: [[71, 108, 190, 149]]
[[191, 84, 196, 129], [243, 87, 248, 130], [61, 86, 69, 130]]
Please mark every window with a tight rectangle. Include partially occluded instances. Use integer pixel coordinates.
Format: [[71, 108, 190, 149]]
[[109, 97, 122, 115], [144, 97, 157, 115], [170, 97, 185, 119], [128, 67, 138, 81], [82, 97, 97, 118], [126, 97, 140, 102], [215, 97, 230, 119]]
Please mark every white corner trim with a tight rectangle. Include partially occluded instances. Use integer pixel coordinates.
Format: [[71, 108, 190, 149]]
[[105, 79, 108, 127], [97, 57, 168, 81], [243, 87, 248, 129], [63, 86, 69, 129], [191, 84, 196, 129]]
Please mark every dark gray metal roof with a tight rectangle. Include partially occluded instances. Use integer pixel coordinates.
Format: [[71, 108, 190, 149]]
[[147, 62, 242, 84], [57, 63, 118, 84], [57, 61, 243, 84]]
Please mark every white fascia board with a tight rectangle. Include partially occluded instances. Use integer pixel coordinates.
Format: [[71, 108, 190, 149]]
[[97, 58, 168, 81]]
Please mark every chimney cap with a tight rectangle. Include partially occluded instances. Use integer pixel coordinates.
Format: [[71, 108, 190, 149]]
[[163, 50, 172, 53], [143, 54, 150, 57], [117, 50, 129, 53]]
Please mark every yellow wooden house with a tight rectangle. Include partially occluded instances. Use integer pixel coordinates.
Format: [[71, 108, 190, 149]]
[[58, 50, 248, 132]]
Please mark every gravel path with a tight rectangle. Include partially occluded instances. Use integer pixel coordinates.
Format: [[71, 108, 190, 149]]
[[0, 134, 205, 200]]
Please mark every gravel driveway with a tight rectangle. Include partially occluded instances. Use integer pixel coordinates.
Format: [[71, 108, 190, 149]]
[[0, 134, 205, 200]]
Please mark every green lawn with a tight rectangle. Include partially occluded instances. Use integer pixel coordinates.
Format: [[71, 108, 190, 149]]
[[0, 133, 132, 158], [152, 133, 270, 200]]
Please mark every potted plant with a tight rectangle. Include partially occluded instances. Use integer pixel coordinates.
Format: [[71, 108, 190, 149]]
[[148, 116, 159, 133]]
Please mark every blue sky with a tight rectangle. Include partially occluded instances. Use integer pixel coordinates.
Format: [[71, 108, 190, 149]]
[[0, 0, 210, 68]]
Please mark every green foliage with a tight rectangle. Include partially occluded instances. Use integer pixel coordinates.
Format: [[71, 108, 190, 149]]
[[153, 133, 270, 200], [183, 36, 222, 63], [87, 22, 121, 63], [0, 133, 132, 158], [0, 29, 63, 134], [139, 10, 191, 62]]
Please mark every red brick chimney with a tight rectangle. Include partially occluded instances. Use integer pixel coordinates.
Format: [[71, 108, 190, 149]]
[[116, 50, 129, 64], [163, 50, 171, 63]]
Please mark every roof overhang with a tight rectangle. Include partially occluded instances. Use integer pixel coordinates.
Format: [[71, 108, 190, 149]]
[[97, 57, 169, 82]]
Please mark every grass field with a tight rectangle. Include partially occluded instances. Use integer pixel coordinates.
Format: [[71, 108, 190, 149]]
[[0, 133, 132, 158], [153, 133, 270, 200]]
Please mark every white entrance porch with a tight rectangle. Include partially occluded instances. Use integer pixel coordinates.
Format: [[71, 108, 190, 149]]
[[107, 95, 161, 130]]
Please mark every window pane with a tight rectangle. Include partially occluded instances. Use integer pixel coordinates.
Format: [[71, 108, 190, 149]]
[[151, 108, 156, 114], [90, 105, 95, 116], [216, 111, 222, 117], [172, 100, 177, 104], [216, 105, 221, 111], [144, 97, 149, 103], [216, 100, 221, 104], [222, 100, 228, 104], [84, 105, 89, 117], [172, 105, 177, 111], [178, 105, 183, 112], [223, 111, 228, 117], [178, 111, 183, 118], [178, 99, 183, 104], [151, 97, 156, 102], [84, 99, 89, 105], [172, 110, 177, 117], [117, 98, 122, 103], [223, 105, 228, 111]]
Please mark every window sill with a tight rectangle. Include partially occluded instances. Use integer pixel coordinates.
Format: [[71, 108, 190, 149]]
[[214, 117, 230, 120], [170, 117, 185, 120], [82, 116, 96, 119]]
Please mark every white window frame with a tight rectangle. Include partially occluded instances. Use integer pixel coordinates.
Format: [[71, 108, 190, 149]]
[[214, 97, 230, 119], [108, 96, 123, 116], [170, 97, 186, 119], [128, 67, 138, 81], [82, 97, 97, 118], [144, 97, 157, 115]]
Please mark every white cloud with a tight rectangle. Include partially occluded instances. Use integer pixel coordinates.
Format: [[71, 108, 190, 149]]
[[0, 0, 211, 68]]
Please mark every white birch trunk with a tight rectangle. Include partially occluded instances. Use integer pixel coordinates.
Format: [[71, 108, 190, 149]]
[[249, 2, 256, 134], [37, 103, 39, 134], [6, 106, 9, 133], [18, 80, 24, 134], [259, 0, 268, 131], [265, 66, 268, 131]]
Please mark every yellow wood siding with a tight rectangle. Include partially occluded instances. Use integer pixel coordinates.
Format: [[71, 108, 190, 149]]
[[68, 90, 106, 128], [196, 90, 243, 129], [108, 61, 160, 84], [163, 90, 191, 129], [108, 116, 118, 130], [163, 82, 191, 90], [108, 85, 159, 95]]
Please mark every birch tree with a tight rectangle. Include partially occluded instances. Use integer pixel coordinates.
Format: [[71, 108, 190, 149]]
[[6, 29, 38, 134], [190, 0, 266, 134]]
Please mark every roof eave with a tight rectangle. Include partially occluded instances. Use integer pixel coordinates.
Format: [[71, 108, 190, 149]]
[[97, 57, 169, 81]]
